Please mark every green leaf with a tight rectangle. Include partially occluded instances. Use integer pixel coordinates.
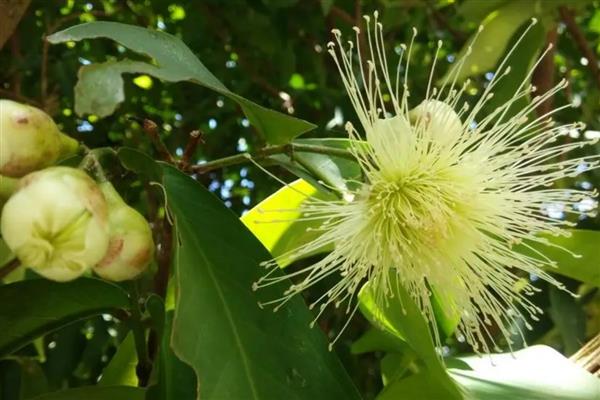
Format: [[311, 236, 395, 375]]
[[448, 0, 539, 82], [146, 311, 197, 400], [449, 345, 600, 399], [74, 60, 162, 118], [517, 230, 600, 287], [358, 277, 462, 399], [241, 179, 334, 267], [589, 9, 600, 34], [162, 165, 360, 400], [243, 138, 361, 266], [28, 386, 145, 400], [117, 147, 163, 182], [481, 21, 545, 118], [379, 370, 457, 399], [320, 0, 334, 15], [351, 327, 408, 355], [98, 333, 138, 387], [548, 286, 586, 355], [283, 138, 362, 193], [47, 22, 316, 144], [457, 0, 510, 21], [0, 278, 130, 356]]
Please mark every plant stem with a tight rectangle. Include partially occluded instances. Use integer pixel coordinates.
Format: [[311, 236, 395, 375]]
[[129, 283, 152, 387], [0, 258, 20, 280], [190, 143, 355, 174], [79, 146, 111, 182]]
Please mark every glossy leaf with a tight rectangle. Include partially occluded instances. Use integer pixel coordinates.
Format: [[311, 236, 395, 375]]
[[519, 230, 600, 287], [28, 386, 145, 400], [162, 165, 360, 400], [358, 277, 462, 399], [448, 0, 539, 82], [241, 179, 333, 267], [146, 311, 197, 400], [47, 22, 316, 144], [98, 333, 138, 387], [0, 278, 130, 356], [351, 328, 408, 355], [449, 345, 600, 399]]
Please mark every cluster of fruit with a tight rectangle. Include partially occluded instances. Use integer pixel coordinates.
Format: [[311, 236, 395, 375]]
[[0, 99, 154, 282]]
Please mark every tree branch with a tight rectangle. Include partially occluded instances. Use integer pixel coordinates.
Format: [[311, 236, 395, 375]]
[[532, 25, 558, 117], [559, 6, 600, 89], [190, 143, 355, 174]]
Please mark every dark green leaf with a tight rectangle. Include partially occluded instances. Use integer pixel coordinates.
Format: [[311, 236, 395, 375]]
[[162, 165, 360, 400], [146, 311, 197, 400], [548, 287, 586, 355], [0, 278, 129, 356], [28, 386, 145, 400], [47, 22, 316, 144]]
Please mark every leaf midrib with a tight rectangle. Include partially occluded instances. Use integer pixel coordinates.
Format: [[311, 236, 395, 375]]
[[177, 214, 260, 400]]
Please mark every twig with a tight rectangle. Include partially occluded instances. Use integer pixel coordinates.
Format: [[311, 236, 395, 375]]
[[79, 145, 109, 183], [329, 5, 355, 25], [153, 216, 172, 299], [139, 118, 175, 163], [190, 142, 355, 174], [0, 88, 42, 107], [180, 130, 204, 169], [0, 259, 20, 280], [559, 6, 600, 89]]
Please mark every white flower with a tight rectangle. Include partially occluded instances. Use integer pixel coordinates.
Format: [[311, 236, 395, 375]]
[[1, 167, 109, 281], [93, 182, 154, 282], [254, 14, 599, 352]]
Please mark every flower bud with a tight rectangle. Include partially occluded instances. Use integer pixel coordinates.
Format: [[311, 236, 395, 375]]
[[409, 99, 463, 147], [0, 99, 79, 177], [0, 167, 109, 281], [93, 182, 154, 282]]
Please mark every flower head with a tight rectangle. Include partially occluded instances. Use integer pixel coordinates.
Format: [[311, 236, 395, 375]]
[[1, 167, 110, 281], [254, 14, 599, 352]]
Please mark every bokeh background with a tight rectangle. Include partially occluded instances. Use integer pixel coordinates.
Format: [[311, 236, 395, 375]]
[[1, 0, 599, 397]]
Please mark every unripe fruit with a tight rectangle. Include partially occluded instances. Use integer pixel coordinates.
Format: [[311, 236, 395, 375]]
[[0, 167, 109, 281], [0, 174, 19, 210], [0, 99, 79, 177], [93, 182, 154, 282]]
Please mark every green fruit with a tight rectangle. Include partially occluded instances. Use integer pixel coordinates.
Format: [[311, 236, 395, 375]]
[[0, 99, 79, 177], [0, 167, 110, 281], [93, 182, 154, 281]]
